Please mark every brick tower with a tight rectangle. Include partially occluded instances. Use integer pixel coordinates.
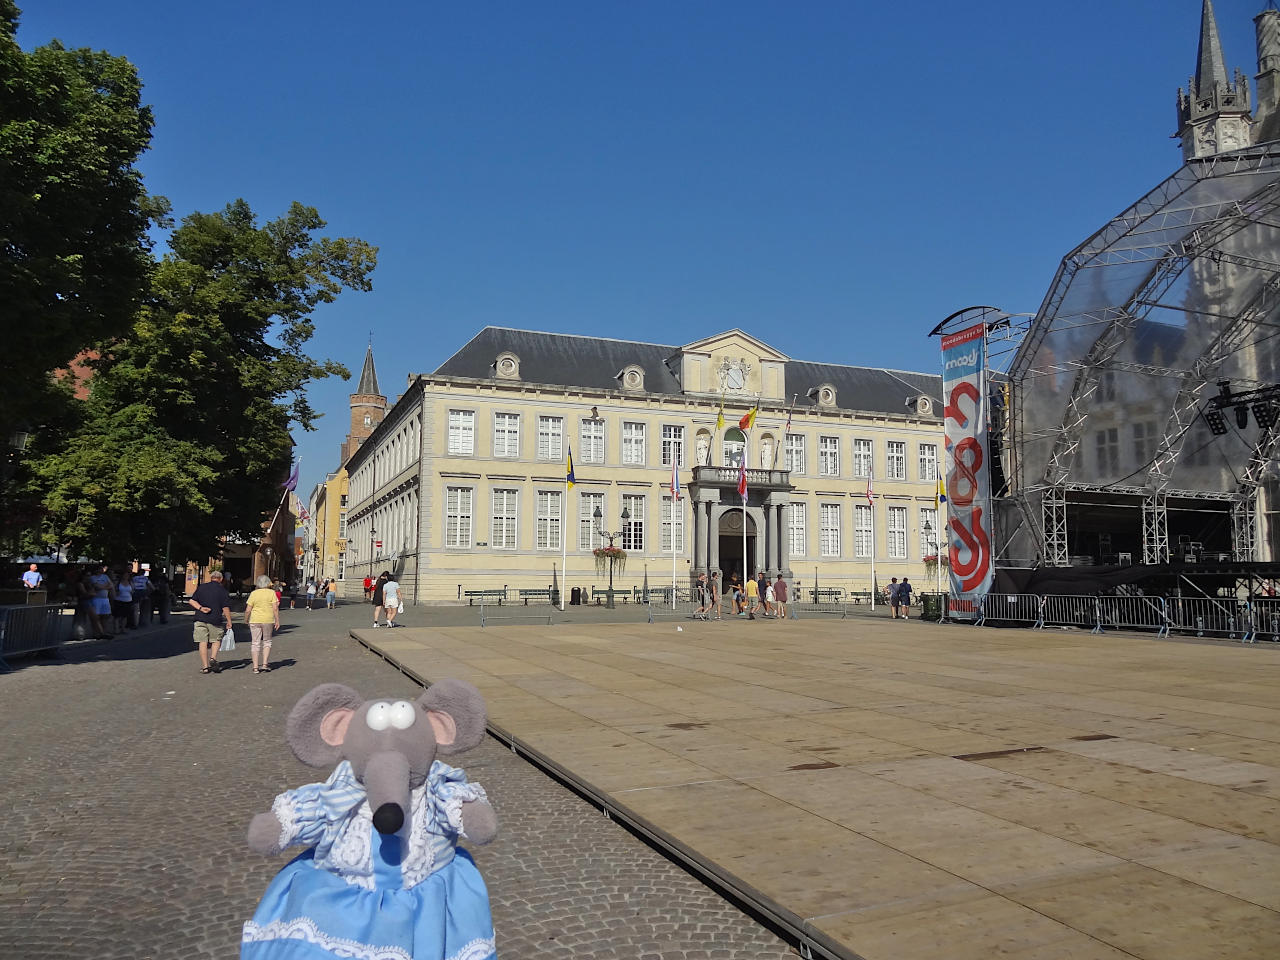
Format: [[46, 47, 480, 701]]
[[341, 343, 386, 465]]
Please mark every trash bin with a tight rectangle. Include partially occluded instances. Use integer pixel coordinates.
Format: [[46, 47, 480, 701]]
[[570, 586, 581, 606], [921, 593, 941, 622]]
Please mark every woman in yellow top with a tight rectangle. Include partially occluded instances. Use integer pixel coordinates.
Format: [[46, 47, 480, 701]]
[[245, 575, 281, 674]]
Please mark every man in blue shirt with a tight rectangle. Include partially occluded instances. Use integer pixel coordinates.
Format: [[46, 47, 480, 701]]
[[188, 570, 233, 674], [21, 563, 42, 590]]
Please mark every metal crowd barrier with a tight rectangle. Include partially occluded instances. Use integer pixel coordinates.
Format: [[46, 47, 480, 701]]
[[1246, 599, 1280, 643], [976, 593, 1043, 627], [1165, 596, 1247, 640], [0, 604, 75, 670], [1040, 594, 1101, 631], [1095, 596, 1170, 637]]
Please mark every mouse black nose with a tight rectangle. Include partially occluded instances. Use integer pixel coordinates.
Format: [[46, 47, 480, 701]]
[[372, 802, 404, 834]]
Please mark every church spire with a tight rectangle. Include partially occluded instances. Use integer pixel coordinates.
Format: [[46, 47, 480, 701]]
[[1194, 0, 1229, 97], [1177, 0, 1253, 160], [356, 343, 381, 397]]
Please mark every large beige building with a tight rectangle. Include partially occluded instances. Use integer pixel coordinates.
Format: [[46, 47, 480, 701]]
[[344, 328, 946, 604]]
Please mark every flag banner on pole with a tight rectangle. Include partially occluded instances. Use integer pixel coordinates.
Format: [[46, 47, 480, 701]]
[[736, 456, 747, 501], [738, 405, 758, 430], [670, 456, 681, 501], [715, 392, 725, 432], [282, 463, 299, 492], [566, 445, 576, 488], [866, 477, 874, 506], [936, 473, 947, 506], [941, 322, 993, 620]]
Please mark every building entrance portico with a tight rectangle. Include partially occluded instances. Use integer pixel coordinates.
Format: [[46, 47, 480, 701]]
[[690, 466, 794, 584]]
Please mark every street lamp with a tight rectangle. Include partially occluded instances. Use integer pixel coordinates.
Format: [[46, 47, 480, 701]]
[[369, 524, 377, 579], [592, 504, 630, 609], [922, 520, 943, 612]]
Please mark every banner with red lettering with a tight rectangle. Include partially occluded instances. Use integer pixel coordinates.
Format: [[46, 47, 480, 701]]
[[941, 323, 993, 618]]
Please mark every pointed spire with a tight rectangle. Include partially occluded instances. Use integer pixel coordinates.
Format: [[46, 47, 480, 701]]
[[356, 343, 381, 396], [1195, 0, 1229, 97]]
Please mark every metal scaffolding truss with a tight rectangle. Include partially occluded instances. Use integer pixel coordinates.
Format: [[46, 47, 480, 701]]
[[1004, 144, 1280, 566]]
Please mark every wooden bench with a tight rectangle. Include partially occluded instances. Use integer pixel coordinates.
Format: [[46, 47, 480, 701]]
[[518, 588, 558, 605], [464, 589, 507, 606], [847, 591, 873, 604], [591, 587, 628, 604], [810, 588, 845, 603]]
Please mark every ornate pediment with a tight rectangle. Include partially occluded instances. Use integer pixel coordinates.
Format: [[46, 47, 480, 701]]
[[678, 330, 788, 399]]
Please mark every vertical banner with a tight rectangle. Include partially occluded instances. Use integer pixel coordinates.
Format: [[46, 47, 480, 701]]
[[941, 323, 993, 618]]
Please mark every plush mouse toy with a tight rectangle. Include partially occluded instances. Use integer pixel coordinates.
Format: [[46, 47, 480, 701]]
[[241, 679, 499, 960]]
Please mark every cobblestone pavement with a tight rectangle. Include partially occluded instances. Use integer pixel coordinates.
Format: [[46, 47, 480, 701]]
[[0, 603, 795, 960]]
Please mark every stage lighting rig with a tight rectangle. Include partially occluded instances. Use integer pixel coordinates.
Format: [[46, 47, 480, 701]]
[[1201, 382, 1280, 435]]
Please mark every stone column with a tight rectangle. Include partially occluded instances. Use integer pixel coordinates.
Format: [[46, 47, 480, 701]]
[[753, 506, 766, 575], [777, 499, 791, 578], [691, 495, 704, 574], [708, 503, 720, 573], [761, 502, 774, 575]]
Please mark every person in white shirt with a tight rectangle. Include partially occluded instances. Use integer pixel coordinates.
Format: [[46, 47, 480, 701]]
[[382, 575, 402, 628]]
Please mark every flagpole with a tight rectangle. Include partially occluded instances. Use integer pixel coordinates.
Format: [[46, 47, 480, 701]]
[[561, 474, 567, 611], [869, 475, 877, 611]]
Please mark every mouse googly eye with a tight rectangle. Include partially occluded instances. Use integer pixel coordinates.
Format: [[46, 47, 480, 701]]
[[389, 701, 416, 729], [366, 702, 392, 731]]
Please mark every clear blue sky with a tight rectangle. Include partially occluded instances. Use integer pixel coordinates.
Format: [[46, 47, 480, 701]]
[[17, 1, 1257, 496]]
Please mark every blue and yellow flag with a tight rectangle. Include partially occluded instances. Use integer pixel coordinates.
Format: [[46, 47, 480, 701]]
[[566, 445, 576, 489], [937, 473, 947, 506]]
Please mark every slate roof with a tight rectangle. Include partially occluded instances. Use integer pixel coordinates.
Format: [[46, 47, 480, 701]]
[[356, 344, 381, 396], [432, 327, 942, 419]]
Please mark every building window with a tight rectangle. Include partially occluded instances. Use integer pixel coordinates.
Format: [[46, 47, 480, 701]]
[[337, 553, 345, 581], [1095, 427, 1119, 476], [919, 443, 938, 482], [788, 502, 806, 557], [1132, 421, 1158, 467], [491, 488, 518, 550], [660, 496, 684, 552], [445, 486, 473, 548], [820, 503, 840, 557], [854, 504, 873, 559], [887, 441, 906, 480], [579, 492, 604, 550], [661, 425, 685, 467], [622, 494, 645, 551], [340, 494, 348, 508], [622, 421, 646, 465], [853, 439, 873, 479], [819, 436, 840, 477], [536, 490, 562, 550], [722, 427, 745, 467], [580, 418, 605, 464], [536, 416, 564, 461], [447, 410, 474, 456], [785, 434, 805, 474], [338, 512, 347, 538], [920, 507, 939, 557], [888, 505, 907, 559], [494, 412, 520, 458]]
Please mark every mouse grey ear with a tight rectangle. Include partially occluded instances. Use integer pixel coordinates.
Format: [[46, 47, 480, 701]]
[[286, 683, 364, 767], [418, 679, 487, 755]]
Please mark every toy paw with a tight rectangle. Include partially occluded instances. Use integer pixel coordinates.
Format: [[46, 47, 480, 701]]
[[461, 800, 498, 845], [248, 811, 285, 855]]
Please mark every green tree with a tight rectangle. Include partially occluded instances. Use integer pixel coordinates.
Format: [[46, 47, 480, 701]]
[[31, 200, 377, 562], [0, 1, 166, 439]]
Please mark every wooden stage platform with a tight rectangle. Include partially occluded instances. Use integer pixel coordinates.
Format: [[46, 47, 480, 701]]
[[353, 618, 1280, 960]]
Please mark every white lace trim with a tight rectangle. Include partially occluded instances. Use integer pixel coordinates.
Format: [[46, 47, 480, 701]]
[[242, 918, 412, 960], [242, 919, 494, 960], [328, 806, 374, 889], [270, 793, 296, 852]]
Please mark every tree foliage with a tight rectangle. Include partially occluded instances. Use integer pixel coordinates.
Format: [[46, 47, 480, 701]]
[[0, 1, 166, 437], [30, 201, 377, 562]]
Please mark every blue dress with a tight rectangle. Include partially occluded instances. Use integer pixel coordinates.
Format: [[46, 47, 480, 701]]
[[242, 761, 497, 960]]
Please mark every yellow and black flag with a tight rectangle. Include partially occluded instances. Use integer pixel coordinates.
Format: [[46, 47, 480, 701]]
[[566, 445, 576, 489]]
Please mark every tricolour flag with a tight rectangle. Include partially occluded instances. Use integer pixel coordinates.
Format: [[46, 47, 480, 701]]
[[936, 473, 947, 505], [866, 478, 875, 506], [737, 456, 748, 501], [566, 445, 576, 489], [670, 455, 681, 501], [738, 405, 758, 430]]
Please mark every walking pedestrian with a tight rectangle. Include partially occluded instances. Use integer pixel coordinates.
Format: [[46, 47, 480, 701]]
[[744, 574, 759, 619], [887, 577, 901, 619], [383, 573, 402, 627], [692, 572, 709, 620], [188, 570, 233, 674], [363, 575, 373, 602], [710, 571, 723, 620], [244, 574, 281, 673], [760, 572, 774, 617], [305, 579, 316, 610], [898, 577, 913, 620], [325, 578, 337, 610], [88, 564, 114, 638], [131, 568, 151, 627], [112, 570, 133, 633], [772, 573, 788, 622], [370, 572, 388, 627]]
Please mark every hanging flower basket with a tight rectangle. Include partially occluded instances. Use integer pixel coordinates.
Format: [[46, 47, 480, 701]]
[[593, 546, 626, 576]]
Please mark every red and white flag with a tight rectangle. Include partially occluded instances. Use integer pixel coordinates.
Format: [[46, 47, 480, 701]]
[[737, 456, 748, 501], [670, 455, 681, 501], [866, 478, 875, 506]]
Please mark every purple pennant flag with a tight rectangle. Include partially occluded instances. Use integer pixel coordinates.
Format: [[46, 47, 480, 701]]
[[282, 463, 299, 492]]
